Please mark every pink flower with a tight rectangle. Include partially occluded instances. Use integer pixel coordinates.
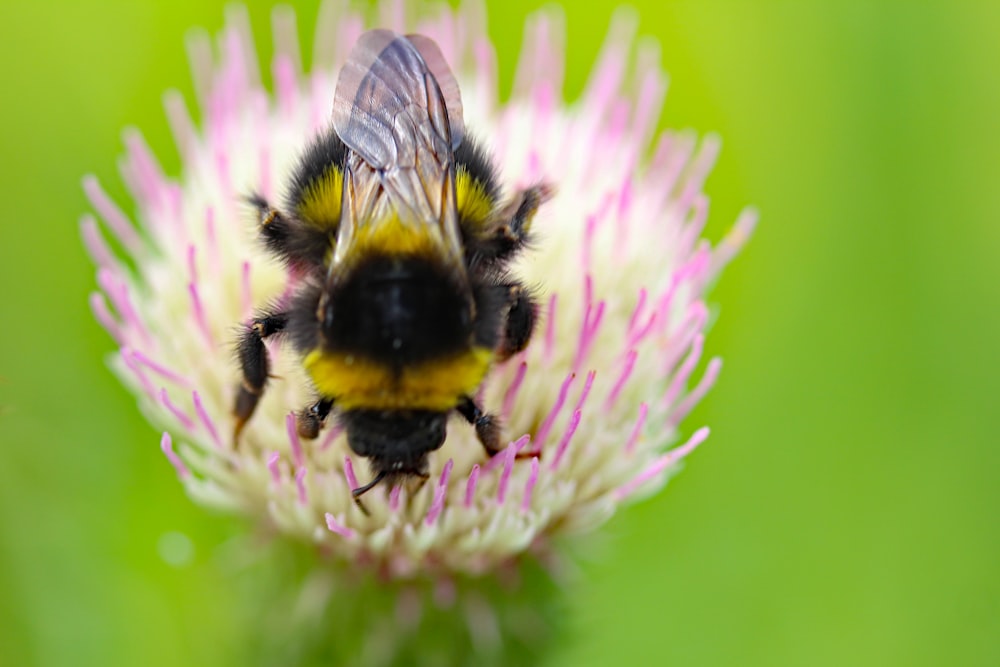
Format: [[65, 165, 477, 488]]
[[83, 1, 754, 580]]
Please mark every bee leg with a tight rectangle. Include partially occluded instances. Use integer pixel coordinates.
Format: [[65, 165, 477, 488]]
[[484, 183, 555, 261], [351, 470, 388, 516], [248, 193, 290, 250], [504, 182, 554, 238], [296, 397, 334, 439], [459, 396, 544, 461], [497, 283, 538, 361], [247, 193, 332, 269], [233, 312, 288, 443], [457, 397, 503, 457]]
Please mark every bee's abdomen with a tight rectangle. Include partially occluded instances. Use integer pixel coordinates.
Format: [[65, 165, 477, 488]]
[[303, 255, 494, 411]]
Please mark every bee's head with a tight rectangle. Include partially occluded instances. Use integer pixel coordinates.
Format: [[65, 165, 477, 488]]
[[341, 409, 448, 476]]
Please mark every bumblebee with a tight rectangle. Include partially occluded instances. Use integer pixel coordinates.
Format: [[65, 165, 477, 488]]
[[233, 30, 551, 509]]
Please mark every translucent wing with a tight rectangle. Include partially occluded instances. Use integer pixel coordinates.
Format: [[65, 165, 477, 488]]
[[331, 30, 466, 267]]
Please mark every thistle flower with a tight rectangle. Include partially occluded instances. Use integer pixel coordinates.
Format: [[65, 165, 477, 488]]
[[83, 0, 754, 661]]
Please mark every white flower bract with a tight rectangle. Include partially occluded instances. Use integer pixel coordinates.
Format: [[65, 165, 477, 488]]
[[84, 0, 755, 578]]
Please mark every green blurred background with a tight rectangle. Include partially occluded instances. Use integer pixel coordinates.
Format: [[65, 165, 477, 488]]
[[1, 0, 997, 665]]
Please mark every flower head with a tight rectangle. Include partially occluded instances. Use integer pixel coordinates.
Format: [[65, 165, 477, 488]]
[[84, 1, 753, 580]]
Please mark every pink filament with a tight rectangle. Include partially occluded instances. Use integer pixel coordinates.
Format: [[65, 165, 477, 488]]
[[439, 459, 454, 488], [631, 64, 668, 147], [82, 175, 144, 254], [615, 427, 710, 501], [472, 39, 497, 112], [80, 216, 117, 271], [205, 207, 219, 275], [533, 373, 575, 446], [425, 486, 447, 526], [521, 457, 540, 512], [627, 310, 658, 350], [574, 300, 605, 373], [163, 90, 197, 165], [661, 302, 709, 374], [267, 451, 282, 486], [584, 19, 630, 118], [582, 213, 598, 271], [320, 422, 345, 451], [485, 434, 531, 473], [670, 358, 723, 426], [273, 54, 298, 118], [678, 136, 721, 212], [285, 412, 304, 467], [426, 459, 454, 524], [160, 388, 195, 430], [464, 464, 481, 508], [543, 293, 558, 361], [574, 370, 596, 414], [625, 288, 648, 335], [549, 409, 582, 470], [98, 269, 149, 343], [343, 456, 359, 490], [712, 208, 759, 274], [662, 334, 704, 409], [123, 129, 166, 207], [501, 360, 528, 420], [325, 513, 354, 539], [132, 349, 190, 386], [240, 261, 253, 320], [192, 390, 222, 448], [121, 350, 155, 398], [624, 403, 649, 455], [605, 349, 638, 411], [186, 244, 198, 284], [295, 467, 308, 505], [89, 292, 122, 343], [187, 282, 214, 347], [496, 443, 517, 505], [160, 432, 190, 478]]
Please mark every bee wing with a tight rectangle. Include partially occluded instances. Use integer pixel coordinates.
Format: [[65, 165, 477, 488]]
[[332, 30, 466, 268], [333, 30, 464, 167]]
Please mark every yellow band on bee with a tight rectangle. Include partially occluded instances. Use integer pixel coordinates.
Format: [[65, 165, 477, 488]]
[[296, 165, 343, 229], [349, 215, 451, 257], [455, 167, 493, 225], [304, 346, 494, 411]]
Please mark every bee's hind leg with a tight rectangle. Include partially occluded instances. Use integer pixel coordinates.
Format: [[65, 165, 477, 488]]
[[458, 396, 544, 461], [233, 312, 288, 443], [456, 397, 502, 456]]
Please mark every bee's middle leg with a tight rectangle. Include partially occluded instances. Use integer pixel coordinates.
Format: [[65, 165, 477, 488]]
[[497, 282, 538, 361], [233, 312, 288, 443]]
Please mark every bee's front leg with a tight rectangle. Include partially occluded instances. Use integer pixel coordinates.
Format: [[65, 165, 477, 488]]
[[463, 183, 555, 266], [296, 397, 334, 439]]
